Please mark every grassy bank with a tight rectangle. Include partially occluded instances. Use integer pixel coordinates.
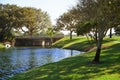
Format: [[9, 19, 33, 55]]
[[52, 36, 95, 51], [8, 36, 120, 80], [0, 43, 5, 48]]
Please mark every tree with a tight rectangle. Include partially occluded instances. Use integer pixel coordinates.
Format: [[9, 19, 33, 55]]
[[76, 0, 120, 63], [56, 8, 81, 40], [17, 7, 52, 36], [115, 25, 120, 35], [46, 27, 55, 46], [76, 21, 96, 42], [0, 4, 52, 41], [0, 4, 19, 42]]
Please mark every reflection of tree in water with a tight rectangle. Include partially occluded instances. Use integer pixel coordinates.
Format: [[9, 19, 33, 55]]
[[15, 49, 23, 68], [45, 52, 53, 63], [28, 49, 37, 68], [0, 48, 13, 77], [40, 49, 53, 65], [71, 50, 73, 56], [28, 49, 53, 68]]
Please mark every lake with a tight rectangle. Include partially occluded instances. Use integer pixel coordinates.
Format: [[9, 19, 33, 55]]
[[0, 47, 83, 80]]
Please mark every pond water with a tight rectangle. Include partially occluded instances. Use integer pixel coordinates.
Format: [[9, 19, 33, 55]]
[[0, 47, 83, 80]]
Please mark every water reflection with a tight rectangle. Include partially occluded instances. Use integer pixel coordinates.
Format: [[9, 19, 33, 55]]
[[0, 47, 83, 80]]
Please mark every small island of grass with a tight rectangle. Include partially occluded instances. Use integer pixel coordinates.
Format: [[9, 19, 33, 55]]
[[0, 43, 5, 48]]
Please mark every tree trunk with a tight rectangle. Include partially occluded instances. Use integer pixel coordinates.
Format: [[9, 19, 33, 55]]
[[109, 28, 112, 38], [92, 40, 102, 63], [70, 30, 73, 40], [50, 37, 53, 46], [94, 32, 97, 42]]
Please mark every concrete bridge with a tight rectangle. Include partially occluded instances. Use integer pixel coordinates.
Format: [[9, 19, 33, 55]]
[[15, 36, 63, 47]]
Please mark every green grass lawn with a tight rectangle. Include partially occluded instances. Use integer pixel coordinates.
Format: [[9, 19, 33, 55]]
[[8, 36, 120, 80]]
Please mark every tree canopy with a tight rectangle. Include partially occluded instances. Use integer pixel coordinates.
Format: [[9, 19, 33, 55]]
[[0, 4, 52, 42], [0, 4, 19, 41], [56, 7, 81, 40], [76, 0, 120, 63]]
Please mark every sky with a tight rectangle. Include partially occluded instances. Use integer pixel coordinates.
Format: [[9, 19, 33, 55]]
[[0, 0, 78, 25]]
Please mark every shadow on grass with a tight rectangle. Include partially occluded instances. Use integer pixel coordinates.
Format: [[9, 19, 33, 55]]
[[98, 39, 120, 74]]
